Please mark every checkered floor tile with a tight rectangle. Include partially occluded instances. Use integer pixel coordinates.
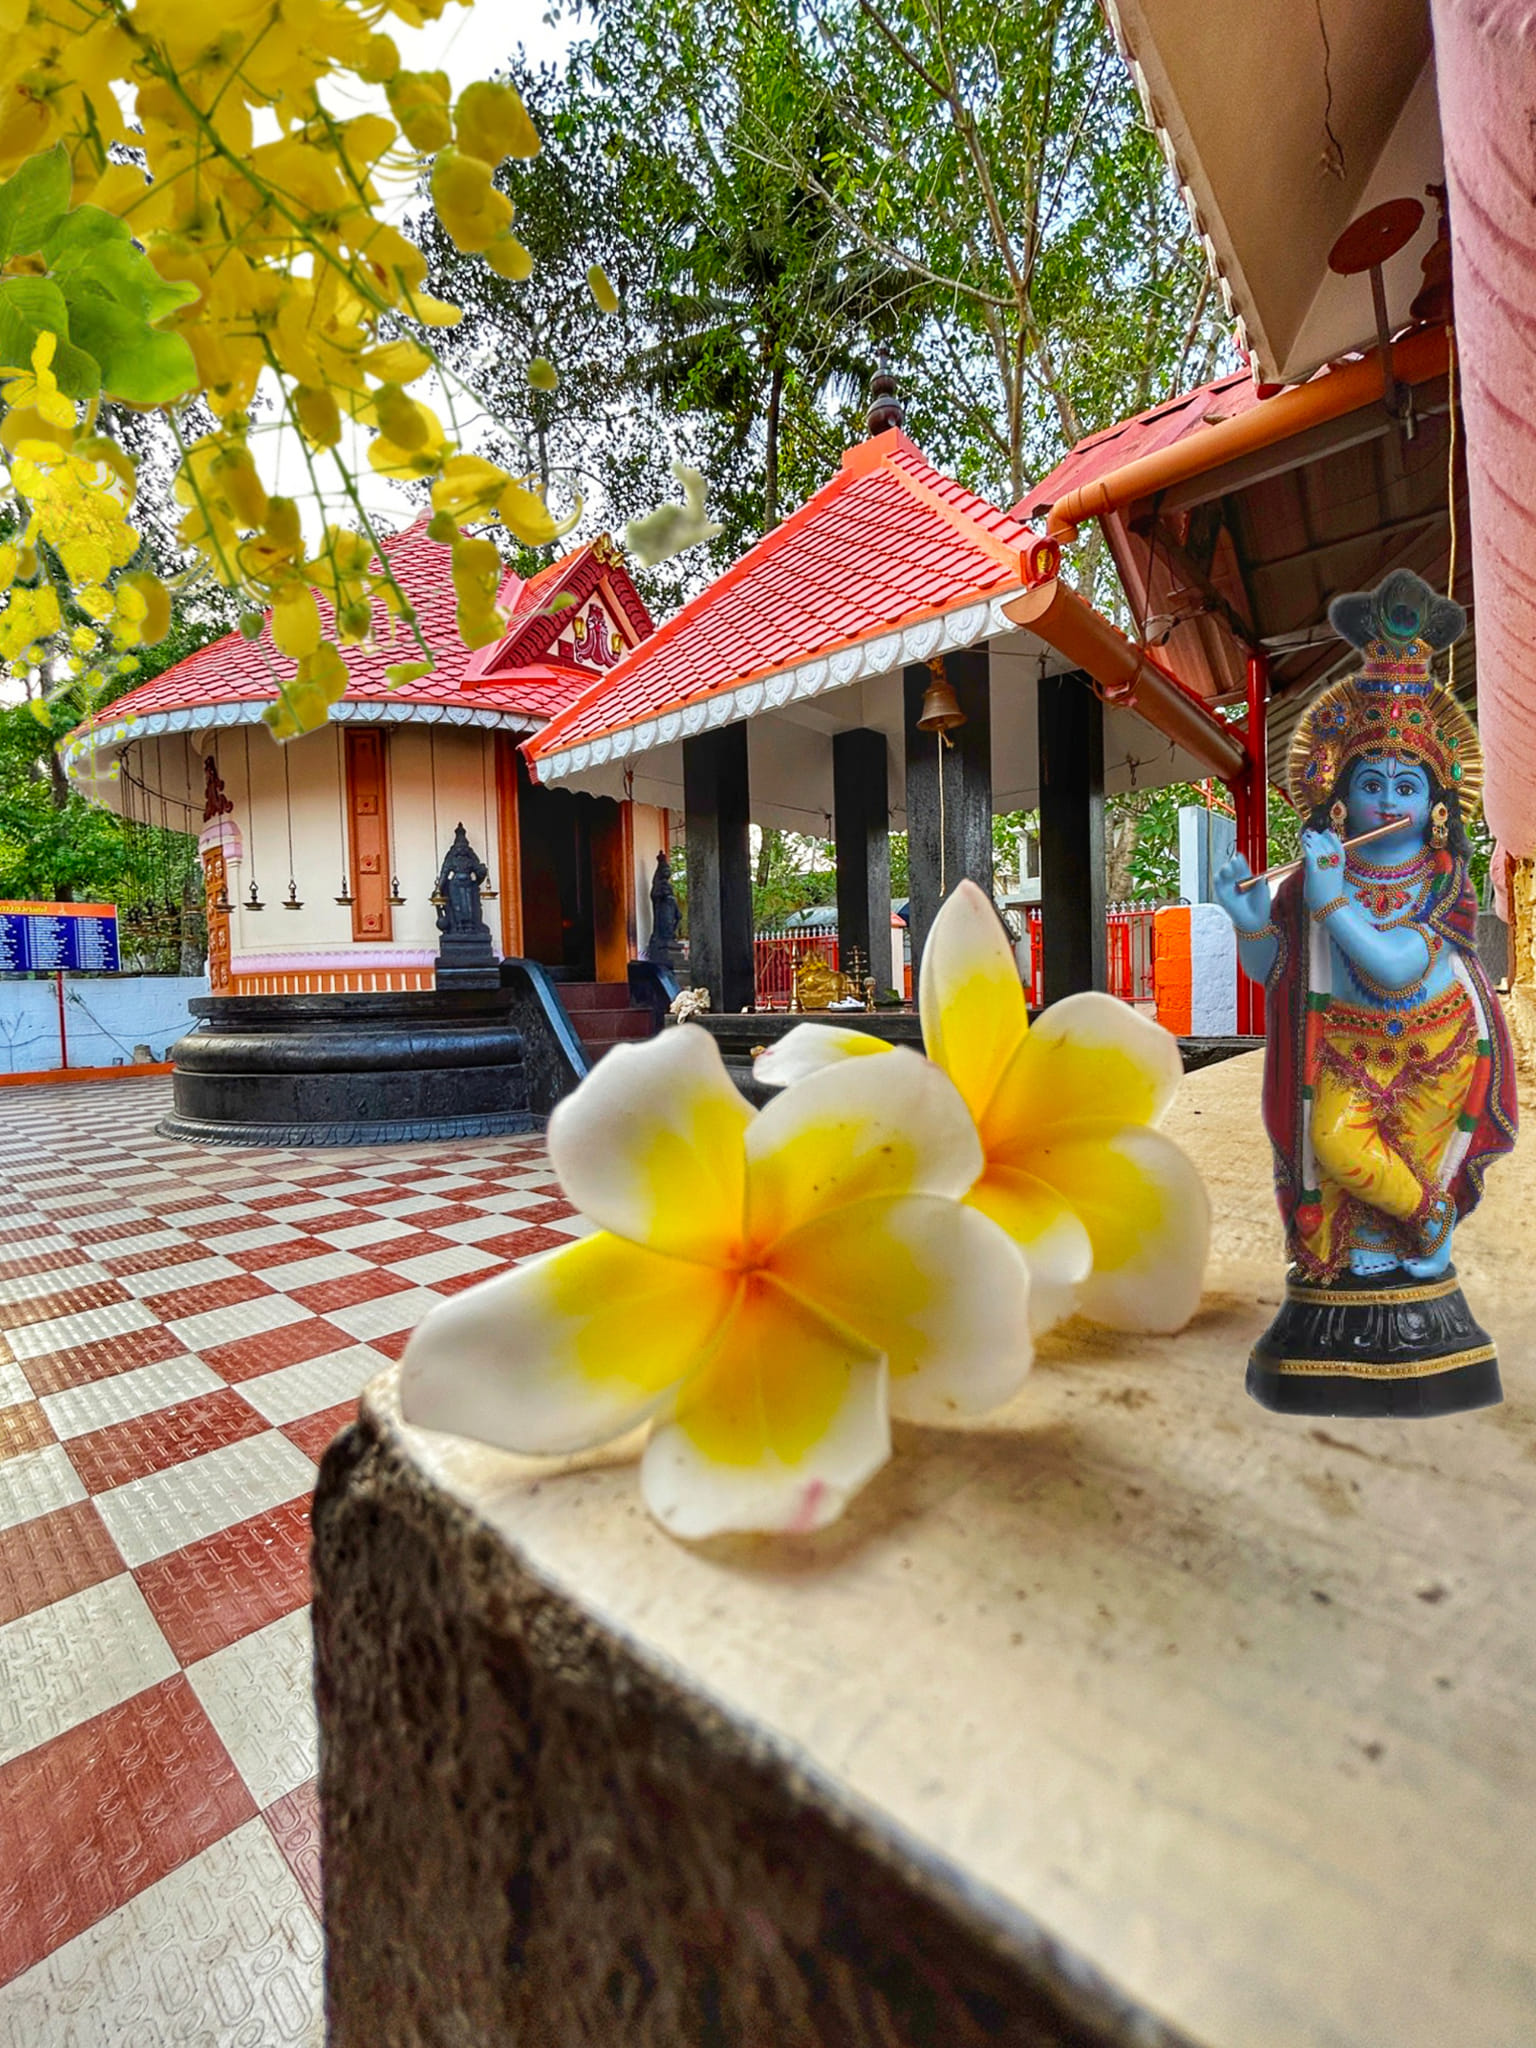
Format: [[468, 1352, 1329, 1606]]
[[0, 1078, 574, 2042]]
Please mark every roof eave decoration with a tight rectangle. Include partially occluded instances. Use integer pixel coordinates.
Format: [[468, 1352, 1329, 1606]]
[[60, 695, 540, 792], [531, 589, 1023, 785]]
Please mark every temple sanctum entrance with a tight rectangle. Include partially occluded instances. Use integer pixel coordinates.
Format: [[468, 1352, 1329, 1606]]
[[501, 743, 629, 984]]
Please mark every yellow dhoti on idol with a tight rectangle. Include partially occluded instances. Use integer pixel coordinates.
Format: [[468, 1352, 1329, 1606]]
[[1301, 984, 1479, 1273]]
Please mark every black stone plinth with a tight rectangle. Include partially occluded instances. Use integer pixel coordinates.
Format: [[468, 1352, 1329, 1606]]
[[161, 991, 537, 1146], [1247, 1266, 1502, 1418]]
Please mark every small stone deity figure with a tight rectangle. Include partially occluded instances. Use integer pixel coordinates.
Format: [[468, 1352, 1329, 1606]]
[[646, 850, 682, 967], [1214, 569, 1517, 1417], [436, 823, 489, 938], [433, 824, 499, 988]]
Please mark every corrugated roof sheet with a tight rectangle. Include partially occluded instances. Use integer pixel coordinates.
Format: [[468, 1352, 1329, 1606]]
[[528, 431, 1036, 763]]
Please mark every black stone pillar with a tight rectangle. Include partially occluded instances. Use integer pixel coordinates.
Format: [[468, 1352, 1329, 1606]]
[[683, 724, 754, 1013], [833, 728, 892, 994], [903, 647, 993, 970], [1037, 669, 1105, 1001]]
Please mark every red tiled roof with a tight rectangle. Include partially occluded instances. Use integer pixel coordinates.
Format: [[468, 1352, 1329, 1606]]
[[1013, 370, 1259, 526], [69, 519, 629, 737], [527, 430, 1035, 763]]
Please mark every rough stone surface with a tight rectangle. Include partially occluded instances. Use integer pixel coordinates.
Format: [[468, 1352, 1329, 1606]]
[[313, 1051, 1536, 2048]]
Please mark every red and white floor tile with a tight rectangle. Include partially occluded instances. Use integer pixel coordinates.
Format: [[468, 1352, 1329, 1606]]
[[0, 1079, 576, 2044]]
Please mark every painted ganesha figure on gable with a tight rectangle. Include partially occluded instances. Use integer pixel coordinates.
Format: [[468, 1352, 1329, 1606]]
[[1214, 569, 1517, 1418]]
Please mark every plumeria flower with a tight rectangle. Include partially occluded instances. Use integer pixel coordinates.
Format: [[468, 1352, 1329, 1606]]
[[757, 880, 1209, 1336], [401, 1024, 1031, 1540]]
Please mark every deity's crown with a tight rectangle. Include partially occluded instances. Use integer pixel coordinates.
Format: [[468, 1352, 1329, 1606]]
[[1287, 569, 1482, 816]]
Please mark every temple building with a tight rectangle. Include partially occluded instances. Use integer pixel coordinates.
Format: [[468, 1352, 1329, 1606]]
[[64, 521, 665, 994], [60, 521, 673, 1139], [1079, 0, 1536, 1064], [524, 384, 1251, 1058]]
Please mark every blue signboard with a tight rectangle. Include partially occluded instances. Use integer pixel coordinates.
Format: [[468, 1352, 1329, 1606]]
[[0, 903, 120, 973]]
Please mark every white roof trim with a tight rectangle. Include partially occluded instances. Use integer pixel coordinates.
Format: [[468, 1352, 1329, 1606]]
[[536, 589, 1023, 785], [60, 695, 538, 782]]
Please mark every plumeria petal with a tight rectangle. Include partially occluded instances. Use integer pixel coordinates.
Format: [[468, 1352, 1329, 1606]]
[[641, 1277, 889, 1538], [980, 991, 1183, 1160], [547, 1024, 751, 1264], [964, 1167, 1094, 1334], [918, 878, 1028, 1123], [400, 1230, 740, 1454], [1026, 1126, 1210, 1333], [770, 1193, 1032, 1421], [752, 1022, 893, 1088], [744, 1047, 981, 1247]]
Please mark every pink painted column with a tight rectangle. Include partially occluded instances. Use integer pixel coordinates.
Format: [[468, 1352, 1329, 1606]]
[[1430, 0, 1536, 865]]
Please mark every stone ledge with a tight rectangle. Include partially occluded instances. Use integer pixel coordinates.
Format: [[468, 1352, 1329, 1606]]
[[314, 1399, 1185, 2048], [313, 1052, 1536, 2048]]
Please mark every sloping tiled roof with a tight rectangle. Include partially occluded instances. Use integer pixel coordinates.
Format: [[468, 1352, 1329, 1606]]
[[527, 431, 1036, 772], [1013, 370, 1259, 527], [68, 519, 631, 741]]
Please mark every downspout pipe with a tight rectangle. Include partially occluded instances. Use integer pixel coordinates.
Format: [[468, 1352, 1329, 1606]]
[[1041, 326, 1451, 541], [1003, 576, 1247, 785]]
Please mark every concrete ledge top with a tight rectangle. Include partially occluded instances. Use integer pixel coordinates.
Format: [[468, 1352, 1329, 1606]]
[[367, 1050, 1536, 2048]]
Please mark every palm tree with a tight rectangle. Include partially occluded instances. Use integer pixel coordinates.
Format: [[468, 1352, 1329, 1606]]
[[635, 112, 908, 530]]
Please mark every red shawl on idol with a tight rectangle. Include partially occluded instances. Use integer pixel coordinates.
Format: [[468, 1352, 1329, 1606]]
[[1260, 857, 1518, 1259]]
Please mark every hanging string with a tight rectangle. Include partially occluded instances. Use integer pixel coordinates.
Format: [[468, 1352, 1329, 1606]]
[[242, 726, 263, 906], [282, 739, 302, 907], [478, 728, 497, 896], [1445, 323, 1460, 693], [333, 723, 353, 902], [936, 727, 947, 900], [428, 722, 443, 902]]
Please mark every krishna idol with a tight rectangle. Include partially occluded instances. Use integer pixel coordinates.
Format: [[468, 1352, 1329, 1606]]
[[1215, 569, 1516, 1417]]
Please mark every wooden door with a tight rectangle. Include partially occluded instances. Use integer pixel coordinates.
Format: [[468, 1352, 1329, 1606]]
[[345, 730, 392, 941]]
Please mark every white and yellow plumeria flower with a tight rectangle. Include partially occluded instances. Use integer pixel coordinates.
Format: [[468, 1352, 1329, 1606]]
[[757, 879, 1209, 1336], [400, 1023, 1032, 1540]]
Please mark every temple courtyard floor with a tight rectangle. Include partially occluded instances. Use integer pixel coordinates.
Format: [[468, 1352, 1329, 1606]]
[[0, 1076, 579, 2045], [3, 1060, 1536, 2045]]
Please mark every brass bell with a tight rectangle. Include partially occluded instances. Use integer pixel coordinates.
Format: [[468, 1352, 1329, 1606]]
[[917, 667, 966, 734]]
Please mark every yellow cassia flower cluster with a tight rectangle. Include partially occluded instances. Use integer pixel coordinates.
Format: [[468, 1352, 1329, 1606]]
[[0, 0, 599, 740], [0, 334, 169, 709]]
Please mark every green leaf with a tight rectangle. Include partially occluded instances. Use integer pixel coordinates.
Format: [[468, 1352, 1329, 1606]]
[[56, 279, 184, 405], [61, 283, 197, 404], [46, 210, 201, 325], [0, 147, 71, 262], [0, 276, 99, 399]]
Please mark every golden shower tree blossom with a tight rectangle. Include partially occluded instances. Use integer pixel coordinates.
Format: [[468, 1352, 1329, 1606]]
[[401, 1024, 1033, 1540], [756, 880, 1210, 1335], [0, 13, 611, 738]]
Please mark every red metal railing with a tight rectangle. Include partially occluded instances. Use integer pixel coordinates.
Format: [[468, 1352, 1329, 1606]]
[[755, 911, 1159, 1012], [1024, 905, 1156, 1008], [754, 931, 840, 1010]]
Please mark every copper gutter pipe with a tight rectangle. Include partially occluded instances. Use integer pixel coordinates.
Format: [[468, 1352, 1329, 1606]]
[[1003, 575, 1247, 784], [1041, 326, 1451, 541]]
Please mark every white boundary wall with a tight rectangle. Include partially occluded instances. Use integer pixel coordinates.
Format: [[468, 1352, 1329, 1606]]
[[0, 975, 208, 1073]]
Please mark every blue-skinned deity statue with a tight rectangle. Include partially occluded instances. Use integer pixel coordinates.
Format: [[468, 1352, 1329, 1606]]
[[1213, 569, 1516, 1417]]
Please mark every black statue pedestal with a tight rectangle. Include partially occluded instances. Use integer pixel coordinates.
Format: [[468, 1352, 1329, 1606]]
[[160, 991, 537, 1146], [434, 822, 500, 992], [1247, 1266, 1502, 1419]]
